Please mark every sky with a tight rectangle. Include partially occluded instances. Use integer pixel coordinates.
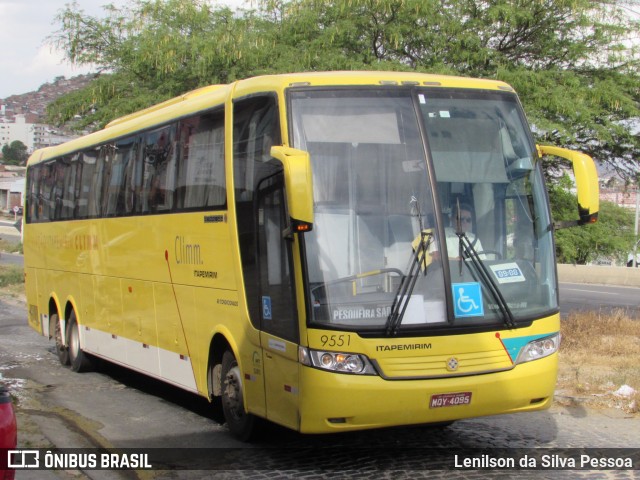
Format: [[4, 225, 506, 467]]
[[0, 0, 245, 99]]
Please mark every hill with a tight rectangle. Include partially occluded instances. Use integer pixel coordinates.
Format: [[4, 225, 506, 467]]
[[0, 74, 95, 123]]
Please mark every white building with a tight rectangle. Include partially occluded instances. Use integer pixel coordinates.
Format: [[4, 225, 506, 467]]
[[1, 114, 77, 153], [0, 115, 34, 150], [0, 166, 25, 213]]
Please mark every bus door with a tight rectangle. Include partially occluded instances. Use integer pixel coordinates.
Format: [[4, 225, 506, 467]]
[[256, 173, 300, 430]]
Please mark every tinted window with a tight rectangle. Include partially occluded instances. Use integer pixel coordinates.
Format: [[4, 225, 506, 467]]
[[139, 125, 177, 213], [103, 137, 139, 216], [176, 110, 226, 210], [26, 109, 229, 221]]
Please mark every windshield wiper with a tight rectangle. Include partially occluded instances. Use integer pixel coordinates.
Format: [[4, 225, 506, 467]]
[[385, 229, 433, 336], [457, 232, 516, 329]]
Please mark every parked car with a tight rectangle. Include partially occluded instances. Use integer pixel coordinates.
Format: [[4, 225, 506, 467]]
[[0, 385, 17, 480]]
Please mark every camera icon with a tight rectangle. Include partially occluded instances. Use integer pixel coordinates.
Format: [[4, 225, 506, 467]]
[[8, 450, 40, 468]]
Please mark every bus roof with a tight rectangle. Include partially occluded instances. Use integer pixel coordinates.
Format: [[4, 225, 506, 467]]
[[27, 71, 514, 166]]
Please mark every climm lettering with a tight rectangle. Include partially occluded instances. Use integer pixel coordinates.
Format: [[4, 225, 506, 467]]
[[175, 236, 203, 265]]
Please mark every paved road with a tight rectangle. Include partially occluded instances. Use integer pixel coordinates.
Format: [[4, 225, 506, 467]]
[[0, 252, 22, 266], [0, 219, 21, 244], [1, 297, 639, 480], [559, 282, 640, 318]]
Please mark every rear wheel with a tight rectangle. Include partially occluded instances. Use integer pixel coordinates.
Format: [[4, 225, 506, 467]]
[[53, 313, 70, 366], [207, 362, 225, 425], [67, 312, 93, 373], [221, 350, 257, 441]]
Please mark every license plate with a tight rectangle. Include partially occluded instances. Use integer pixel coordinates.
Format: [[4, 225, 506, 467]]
[[429, 392, 472, 408]]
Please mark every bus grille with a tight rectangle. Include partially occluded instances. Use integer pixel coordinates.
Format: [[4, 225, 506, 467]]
[[373, 349, 513, 379]]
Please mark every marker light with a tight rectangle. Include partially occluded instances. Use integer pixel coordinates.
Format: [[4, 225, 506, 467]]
[[292, 220, 313, 232], [515, 333, 561, 364], [299, 347, 377, 375]]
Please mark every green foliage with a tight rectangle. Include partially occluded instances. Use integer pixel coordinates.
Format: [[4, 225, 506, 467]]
[[0, 265, 24, 287], [1, 140, 29, 165], [47, 0, 640, 175], [548, 175, 637, 264]]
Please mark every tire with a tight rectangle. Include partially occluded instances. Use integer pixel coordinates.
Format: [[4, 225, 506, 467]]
[[67, 312, 93, 373], [53, 313, 70, 366], [207, 363, 225, 425], [220, 350, 257, 441]]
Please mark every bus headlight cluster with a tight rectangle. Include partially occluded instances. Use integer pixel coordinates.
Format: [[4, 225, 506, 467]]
[[515, 333, 561, 364], [299, 347, 377, 375]]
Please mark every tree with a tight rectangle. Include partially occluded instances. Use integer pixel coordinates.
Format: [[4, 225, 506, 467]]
[[47, 0, 639, 177], [1, 141, 29, 166], [47, 0, 265, 128], [548, 174, 636, 264], [262, 0, 640, 176]]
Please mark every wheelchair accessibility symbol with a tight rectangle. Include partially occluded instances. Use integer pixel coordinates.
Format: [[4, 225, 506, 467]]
[[262, 296, 272, 320], [452, 282, 484, 318]]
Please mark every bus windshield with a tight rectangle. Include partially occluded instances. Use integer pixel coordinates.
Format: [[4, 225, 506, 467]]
[[289, 88, 556, 333]]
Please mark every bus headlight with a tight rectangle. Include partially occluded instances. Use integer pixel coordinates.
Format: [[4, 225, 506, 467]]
[[515, 333, 561, 364], [299, 347, 378, 375]]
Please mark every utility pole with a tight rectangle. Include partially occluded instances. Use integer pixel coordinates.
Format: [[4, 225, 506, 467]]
[[634, 180, 639, 268]]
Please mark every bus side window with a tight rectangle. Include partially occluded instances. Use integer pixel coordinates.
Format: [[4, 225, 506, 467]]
[[26, 165, 40, 223], [103, 137, 138, 217], [83, 148, 103, 218], [40, 163, 54, 222], [140, 125, 177, 214], [176, 110, 226, 211], [67, 154, 83, 220], [53, 159, 69, 221]]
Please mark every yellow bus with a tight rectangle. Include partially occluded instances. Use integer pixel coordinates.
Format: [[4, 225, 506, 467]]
[[24, 72, 599, 440]]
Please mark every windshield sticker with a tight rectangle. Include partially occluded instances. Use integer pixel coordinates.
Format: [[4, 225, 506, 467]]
[[452, 282, 484, 318], [332, 305, 392, 322], [489, 263, 526, 284]]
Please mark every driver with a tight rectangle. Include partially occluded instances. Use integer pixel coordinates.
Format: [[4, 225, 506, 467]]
[[445, 202, 484, 259]]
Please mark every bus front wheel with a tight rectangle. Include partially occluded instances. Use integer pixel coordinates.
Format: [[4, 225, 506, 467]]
[[67, 312, 93, 373], [53, 313, 70, 366], [221, 350, 256, 441]]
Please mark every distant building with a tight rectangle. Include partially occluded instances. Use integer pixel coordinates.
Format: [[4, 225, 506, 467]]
[[0, 114, 78, 153], [599, 176, 638, 210], [0, 165, 25, 213], [0, 115, 34, 150]]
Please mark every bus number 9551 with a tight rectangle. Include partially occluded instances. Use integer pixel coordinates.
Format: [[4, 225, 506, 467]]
[[320, 334, 352, 348]]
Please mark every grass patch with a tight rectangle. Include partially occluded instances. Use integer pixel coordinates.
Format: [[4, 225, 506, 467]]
[[0, 265, 24, 287], [0, 265, 25, 302], [0, 239, 23, 254], [558, 309, 640, 413]]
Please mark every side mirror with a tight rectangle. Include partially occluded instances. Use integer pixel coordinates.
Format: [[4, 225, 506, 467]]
[[270, 146, 314, 233], [537, 145, 599, 227]]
